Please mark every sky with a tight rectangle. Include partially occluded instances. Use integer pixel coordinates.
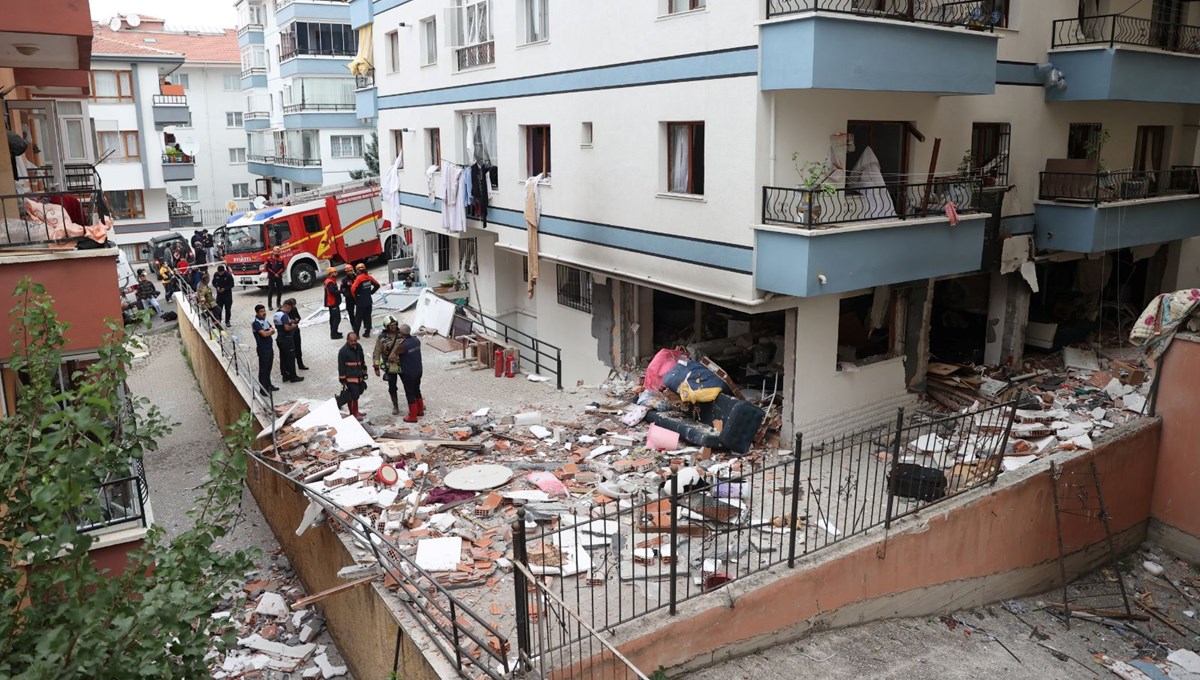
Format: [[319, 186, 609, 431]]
[[89, 0, 238, 29]]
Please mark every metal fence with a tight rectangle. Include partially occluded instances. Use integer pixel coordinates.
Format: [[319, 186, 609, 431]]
[[762, 178, 982, 228], [766, 0, 1002, 28], [455, 306, 564, 389], [74, 461, 150, 533], [0, 189, 105, 246], [457, 41, 496, 70], [1038, 168, 1200, 205], [510, 400, 1017, 677], [1052, 14, 1200, 53]]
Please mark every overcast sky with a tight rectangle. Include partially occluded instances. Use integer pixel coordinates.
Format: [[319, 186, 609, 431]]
[[90, 0, 238, 29]]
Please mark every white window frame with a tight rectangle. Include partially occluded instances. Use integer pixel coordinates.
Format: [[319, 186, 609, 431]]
[[179, 185, 199, 202], [386, 31, 400, 73], [228, 147, 247, 164], [226, 111, 244, 128], [458, 110, 496, 178], [175, 73, 190, 90], [330, 135, 364, 159], [446, 0, 493, 50], [521, 0, 549, 45], [232, 183, 251, 199], [420, 17, 438, 66], [223, 73, 240, 91], [663, 0, 706, 15]]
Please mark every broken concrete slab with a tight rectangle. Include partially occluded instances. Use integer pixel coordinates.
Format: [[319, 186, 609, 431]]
[[414, 536, 463, 572]]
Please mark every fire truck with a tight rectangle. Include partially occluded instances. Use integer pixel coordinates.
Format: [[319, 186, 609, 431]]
[[221, 180, 403, 290]]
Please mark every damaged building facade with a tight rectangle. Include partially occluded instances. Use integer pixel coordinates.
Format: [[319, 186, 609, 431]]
[[361, 0, 1200, 441]]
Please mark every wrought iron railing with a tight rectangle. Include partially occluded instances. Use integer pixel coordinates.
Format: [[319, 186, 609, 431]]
[[74, 464, 150, 533], [151, 94, 188, 106], [762, 178, 982, 228], [456, 41, 495, 70], [247, 155, 322, 167], [766, 0, 1001, 29], [355, 68, 375, 89], [240, 66, 267, 78], [0, 189, 105, 246], [454, 305, 564, 389], [1038, 168, 1200, 205], [282, 102, 355, 113], [1052, 14, 1200, 54], [511, 401, 1018, 670], [237, 23, 264, 36]]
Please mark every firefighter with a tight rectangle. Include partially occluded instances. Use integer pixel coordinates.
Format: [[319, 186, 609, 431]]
[[324, 267, 343, 339], [265, 248, 286, 309], [351, 263, 381, 338], [340, 264, 358, 334]]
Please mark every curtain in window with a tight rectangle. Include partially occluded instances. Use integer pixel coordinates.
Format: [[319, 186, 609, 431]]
[[300, 78, 354, 105], [462, 112, 496, 165], [424, 20, 438, 63], [527, 0, 547, 42], [93, 72, 118, 98], [669, 125, 690, 194], [350, 25, 373, 75]]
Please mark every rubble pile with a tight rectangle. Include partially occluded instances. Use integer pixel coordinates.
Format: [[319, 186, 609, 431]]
[[208, 551, 349, 679]]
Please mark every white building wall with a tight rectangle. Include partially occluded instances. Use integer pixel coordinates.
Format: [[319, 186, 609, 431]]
[[172, 64, 258, 216]]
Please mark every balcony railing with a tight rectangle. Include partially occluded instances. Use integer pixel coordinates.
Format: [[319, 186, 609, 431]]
[[276, 0, 347, 8], [765, 0, 1000, 29], [161, 152, 196, 164], [248, 154, 321, 167], [244, 110, 271, 120], [168, 199, 194, 228], [237, 23, 264, 36], [72, 462, 150, 534], [1052, 14, 1200, 54], [0, 189, 105, 246], [455, 41, 495, 70], [240, 66, 267, 78], [1038, 168, 1200, 205], [281, 102, 355, 113], [280, 46, 356, 61], [151, 94, 187, 106], [762, 178, 983, 228], [355, 68, 375, 89]]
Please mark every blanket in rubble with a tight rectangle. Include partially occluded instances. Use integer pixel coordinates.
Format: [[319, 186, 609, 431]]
[[1130, 288, 1200, 361]]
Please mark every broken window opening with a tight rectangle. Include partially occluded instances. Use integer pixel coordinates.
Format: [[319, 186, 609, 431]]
[[837, 290, 897, 369]]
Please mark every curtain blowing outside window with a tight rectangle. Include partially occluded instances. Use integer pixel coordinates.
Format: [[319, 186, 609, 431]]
[[669, 125, 690, 193]]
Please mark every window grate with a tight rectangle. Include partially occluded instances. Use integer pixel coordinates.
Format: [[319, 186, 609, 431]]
[[970, 122, 1010, 186], [556, 264, 592, 314]]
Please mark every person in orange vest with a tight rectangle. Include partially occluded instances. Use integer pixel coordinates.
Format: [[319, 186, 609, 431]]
[[324, 267, 343, 340], [264, 248, 286, 309], [350, 263, 381, 337]]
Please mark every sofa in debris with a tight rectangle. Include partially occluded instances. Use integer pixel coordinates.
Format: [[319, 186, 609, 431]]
[[645, 393, 765, 455]]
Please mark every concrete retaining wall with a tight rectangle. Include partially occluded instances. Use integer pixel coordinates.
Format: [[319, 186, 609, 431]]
[[178, 306, 446, 680]]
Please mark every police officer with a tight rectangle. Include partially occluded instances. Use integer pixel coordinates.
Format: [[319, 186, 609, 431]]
[[273, 300, 303, 383], [286, 297, 309, 371], [265, 248, 286, 309], [252, 304, 279, 395], [324, 267, 343, 339]]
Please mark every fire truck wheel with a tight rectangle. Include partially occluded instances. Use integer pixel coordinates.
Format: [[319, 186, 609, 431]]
[[290, 261, 317, 290]]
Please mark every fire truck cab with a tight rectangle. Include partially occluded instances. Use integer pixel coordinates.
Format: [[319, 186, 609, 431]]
[[222, 182, 398, 290]]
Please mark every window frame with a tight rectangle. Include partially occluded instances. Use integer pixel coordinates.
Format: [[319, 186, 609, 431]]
[[427, 128, 442, 167], [666, 121, 705, 196], [88, 70, 134, 103], [226, 111, 244, 128], [179, 185, 199, 202], [232, 183, 251, 199], [421, 17, 438, 66], [330, 135, 365, 159], [120, 131, 140, 161], [666, 0, 706, 15], [969, 122, 1011, 186], [223, 73, 241, 91], [525, 124, 551, 177], [228, 147, 248, 164], [105, 190, 145, 219], [1067, 122, 1103, 161], [522, 0, 549, 45], [556, 264, 592, 314], [386, 30, 400, 73], [427, 232, 451, 272], [391, 129, 405, 167]]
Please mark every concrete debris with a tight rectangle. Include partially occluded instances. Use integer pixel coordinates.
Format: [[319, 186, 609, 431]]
[[254, 591, 290, 618], [314, 652, 349, 678]]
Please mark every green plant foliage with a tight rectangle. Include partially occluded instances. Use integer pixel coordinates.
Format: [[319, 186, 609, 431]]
[[350, 131, 380, 180], [0, 278, 257, 679]]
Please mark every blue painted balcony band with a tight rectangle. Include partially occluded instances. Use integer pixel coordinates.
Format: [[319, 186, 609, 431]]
[[355, 86, 377, 120], [349, 0, 373, 29], [279, 56, 355, 78], [237, 29, 264, 48], [275, 1, 352, 25], [241, 73, 268, 89]]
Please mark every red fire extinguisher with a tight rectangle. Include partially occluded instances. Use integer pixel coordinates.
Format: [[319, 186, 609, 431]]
[[493, 347, 504, 378], [505, 351, 517, 378]]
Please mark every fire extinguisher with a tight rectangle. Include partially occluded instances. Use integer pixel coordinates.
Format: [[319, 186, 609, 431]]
[[505, 351, 517, 378], [493, 347, 504, 378]]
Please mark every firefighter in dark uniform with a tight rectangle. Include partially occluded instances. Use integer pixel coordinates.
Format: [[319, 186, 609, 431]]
[[264, 248, 286, 309], [339, 264, 357, 334]]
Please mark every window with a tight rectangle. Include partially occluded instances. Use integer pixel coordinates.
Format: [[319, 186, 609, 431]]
[[421, 17, 438, 65], [174, 73, 191, 90], [266, 220, 291, 248], [281, 21, 357, 60], [522, 0, 549, 44], [581, 121, 593, 148], [229, 147, 247, 164], [667, 122, 704, 195], [89, 71, 134, 102], [97, 131, 140, 161], [63, 119, 88, 162], [667, 0, 705, 14], [556, 264, 592, 313], [459, 237, 478, 274], [387, 31, 400, 73], [448, 0, 494, 69], [522, 256, 529, 283], [426, 128, 442, 166], [525, 125, 551, 177], [427, 232, 451, 272], [1068, 123, 1104, 161], [226, 112, 244, 128], [241, 46, 266, 72], [224, 73, 240, 91], [459, 111, 497, 183], [105, 190, 145, 219], [970, 122, 1011, 186], [302, 214, 323, 234], [391, 130, 405, 167], [836, 291, 896, 368], [232, 183, 251, 199], [331, 135, 364, 158], [180, 185, 199, 202]]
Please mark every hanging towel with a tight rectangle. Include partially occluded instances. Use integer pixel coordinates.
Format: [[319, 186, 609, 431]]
[[945, 200, 960, 226], [381, 151, 403, 228], [425, 165, 439, 203], [440, 162, 466, 233], [525, 174, 543, 298]]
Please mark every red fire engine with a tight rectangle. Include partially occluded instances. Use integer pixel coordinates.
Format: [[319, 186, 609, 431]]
[[221, 181, 403, 290]]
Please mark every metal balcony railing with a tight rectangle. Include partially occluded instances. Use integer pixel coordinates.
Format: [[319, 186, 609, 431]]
[[762, 178, 983, 228], [0, 189, 106, 246], [72, 462, 150, 534], [455, 41, 495, 70], [276, 0, 347, 8], [161, 152, 196, 164], [240, 66, 267, 78], [354, 68, 375, 89], [244, 110, 271, 120], [151, 94, 187, 106], [1052, 14, 1200, 53], [1038, 167, 1200, 205], [237, 23, 264, 36], [250, 155, 321, 167], [279, 46, 356, 61], [766, 0, 1001, 29], [281, 102, 355, 113]]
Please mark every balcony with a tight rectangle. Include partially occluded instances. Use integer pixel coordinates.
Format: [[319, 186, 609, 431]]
[[244, 109, 271, 130], [275, 0, 350, 24], [237, 23, 264, 47], [354, 67, 374, 90], [151, 94, 191, 129], [754, 178, 988, 297], [168, 196, 194, 228], [349, 0, 372, 30], [75, 464, 150, 535], [455, 42, 495, 71], [1047, 15, 1200, 104], [282, 102, 354, 113], [161, 152, 196, 182], [247, 155, 323, 184], [1034, 167, 1200, 253], [760, 0, 999, 95]]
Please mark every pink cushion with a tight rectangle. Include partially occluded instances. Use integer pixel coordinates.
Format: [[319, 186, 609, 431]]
[[24, 198, 78, 241]]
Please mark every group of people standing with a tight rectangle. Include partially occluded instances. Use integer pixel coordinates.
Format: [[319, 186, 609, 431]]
[[335, 317, 423, 422], [252, 297, 310, 392], [323, 263, 381, 339]]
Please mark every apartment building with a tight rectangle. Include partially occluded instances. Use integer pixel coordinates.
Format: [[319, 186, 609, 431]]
[[90, 16, 257, 263], [2, 0, 153, 573], [236, 0, 377, 200], [367, 0, 1200, 440]]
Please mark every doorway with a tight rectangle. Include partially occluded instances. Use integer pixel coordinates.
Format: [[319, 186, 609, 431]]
[[847, 120, 910, 214], [1150, 0, 1185, 49], [1134, 125, 1167, 194]]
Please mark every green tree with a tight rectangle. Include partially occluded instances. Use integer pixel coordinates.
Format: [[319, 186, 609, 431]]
[[350, 131, 380, 179], [0, 278, 257, 679]]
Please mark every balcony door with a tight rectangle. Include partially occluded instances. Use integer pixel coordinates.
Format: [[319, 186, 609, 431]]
[[848, 120, 911, 217], [1150, 0, 1185, 49], [1134, 125, 1167, 193], [5, 100, 64, 191]]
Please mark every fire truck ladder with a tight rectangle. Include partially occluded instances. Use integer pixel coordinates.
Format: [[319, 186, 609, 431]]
[[277, 178, 381, 205], [1048, 460, 1133, 629]]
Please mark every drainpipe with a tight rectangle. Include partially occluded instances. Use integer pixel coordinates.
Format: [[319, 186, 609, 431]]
[[129, 64, 151, 188]]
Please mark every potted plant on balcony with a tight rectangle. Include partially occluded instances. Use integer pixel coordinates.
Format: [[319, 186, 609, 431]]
[[791, 155, 838, 226], [164, 147, 183, 163]]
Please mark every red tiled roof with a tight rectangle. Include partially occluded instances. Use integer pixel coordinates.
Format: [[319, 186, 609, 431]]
[[92, 23, 239, 64]]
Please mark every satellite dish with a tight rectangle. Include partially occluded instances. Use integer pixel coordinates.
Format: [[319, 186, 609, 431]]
[[126, 14, 142, 27], [108, 16, 123, 31], [252, 196, 267, 210], [225, 200, 239, 212]]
